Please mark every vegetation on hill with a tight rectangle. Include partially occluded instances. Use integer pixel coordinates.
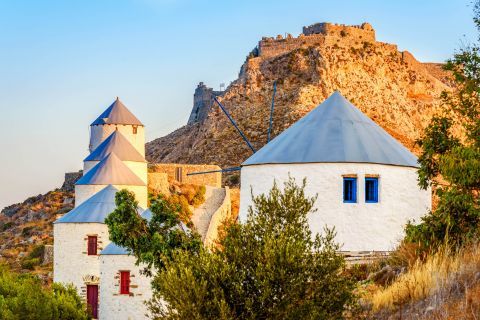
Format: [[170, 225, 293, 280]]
[[108, 179, 357, 319], [0, 265, 90, 320], [0, 189, 74, 281]]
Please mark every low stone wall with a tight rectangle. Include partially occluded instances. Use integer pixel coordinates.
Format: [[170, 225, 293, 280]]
[[149, 163, 222, 188], [204, 187, 231, 247], [147, 172, 170, 196]]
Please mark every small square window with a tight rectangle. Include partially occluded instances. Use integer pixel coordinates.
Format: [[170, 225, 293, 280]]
[[343, 177, 357, 203], [120, 271, 130, 294], [132, 126, 138, 134], [87, 236, 97, 255], [365, 177, 379, 203]]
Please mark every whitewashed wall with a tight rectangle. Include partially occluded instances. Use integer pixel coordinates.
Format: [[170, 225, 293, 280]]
[[240, 163, 431, 252], [90, 125, 145, 157], [99, 255, 152, 320], [53, 223, 110, 295], [75, 185, 148, 209], [83, 161, 148, 184]]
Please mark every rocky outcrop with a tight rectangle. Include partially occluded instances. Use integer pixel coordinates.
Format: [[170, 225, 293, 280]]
[[146, 22, 452, 170]]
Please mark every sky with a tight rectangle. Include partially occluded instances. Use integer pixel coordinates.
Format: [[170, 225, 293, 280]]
[[0, 0, 477, 210]]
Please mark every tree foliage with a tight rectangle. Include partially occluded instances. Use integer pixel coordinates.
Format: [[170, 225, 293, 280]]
[[406, 2, 480, 249], [118, 178, 355, 319], [105, 190, 202, 274], [0, 266, 90, 320]]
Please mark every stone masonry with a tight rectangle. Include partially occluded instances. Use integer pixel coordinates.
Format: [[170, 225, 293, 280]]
[[187, 82, 224, 124]]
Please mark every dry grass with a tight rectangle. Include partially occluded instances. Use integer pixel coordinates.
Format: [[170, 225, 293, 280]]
[[367, 243, 480, 318]]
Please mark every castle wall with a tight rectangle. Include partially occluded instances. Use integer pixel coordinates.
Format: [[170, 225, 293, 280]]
[[149, 163, 222, 188], [258, 22, 378, 59], [90, 125, 145, 157], [75, 184, 148, 209], [99, 255, 152, 320], [240, 163, 431, 252], [53, 223, 110, 295], [187, 82, 224, 125]]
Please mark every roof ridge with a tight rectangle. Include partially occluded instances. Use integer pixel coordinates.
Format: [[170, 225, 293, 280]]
[[84, 131, 145, 162]]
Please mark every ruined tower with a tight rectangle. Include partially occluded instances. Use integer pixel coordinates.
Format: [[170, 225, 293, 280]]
[[187, 82, 224, 125]]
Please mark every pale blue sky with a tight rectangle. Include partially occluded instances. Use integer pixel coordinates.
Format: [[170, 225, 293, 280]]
[[0, 0, 476, 209]]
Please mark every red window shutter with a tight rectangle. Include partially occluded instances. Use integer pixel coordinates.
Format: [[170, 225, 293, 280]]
[[120, 271, 130, 294], [87, 236, 97, 255]]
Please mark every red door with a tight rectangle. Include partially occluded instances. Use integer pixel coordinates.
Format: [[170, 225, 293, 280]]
[[87, 285, 99, 319]]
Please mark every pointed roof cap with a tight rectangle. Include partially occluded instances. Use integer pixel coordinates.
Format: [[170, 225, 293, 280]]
[[76, 153, 146, 186], [84, 131, 145, 162], [54, 185, 118, 223], [91, 97, 143, 126], [243, 91, 418, 168]]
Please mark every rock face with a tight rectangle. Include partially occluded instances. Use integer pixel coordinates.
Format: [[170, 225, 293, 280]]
[[146, 22, 452, 169]]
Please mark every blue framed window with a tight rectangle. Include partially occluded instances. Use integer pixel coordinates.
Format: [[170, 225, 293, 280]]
[[343, 177, 357, 203], [365, 177, 379, 203]]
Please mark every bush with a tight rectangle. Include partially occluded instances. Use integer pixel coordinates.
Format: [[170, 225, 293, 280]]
[[0, 265, 90, 319], [0, 222, 13, 232], [168, 194, 192, 223], [28, 244, 45, 260], [21, 258, 41, 270], [150, 178, 357, 319], [191, 185, 206, 207]]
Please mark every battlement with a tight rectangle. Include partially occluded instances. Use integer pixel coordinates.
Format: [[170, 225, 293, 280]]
[[258, 22, 377, 59]]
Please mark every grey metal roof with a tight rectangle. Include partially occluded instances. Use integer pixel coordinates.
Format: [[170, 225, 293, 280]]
[[100, 243, 131, 255], [76, 153, 146, 186], [84, 131, 145, 162], [243, 91, 419, 168], [91, 98, 143, 126], [54, 185, 118, 223]]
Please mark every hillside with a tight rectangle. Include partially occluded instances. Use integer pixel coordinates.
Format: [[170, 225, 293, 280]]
[[146, 22, 452, 169]]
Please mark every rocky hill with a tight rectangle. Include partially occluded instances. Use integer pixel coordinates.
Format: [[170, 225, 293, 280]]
[[146, 22, 452, 170]]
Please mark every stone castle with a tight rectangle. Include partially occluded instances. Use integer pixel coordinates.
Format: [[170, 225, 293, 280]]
[[187, 82, 224, 125], [187, 22, 385, 125]]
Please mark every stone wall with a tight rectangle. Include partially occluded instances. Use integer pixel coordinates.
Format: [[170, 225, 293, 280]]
[[204, 186, 231, 247], [258, 22, 378, 59], [61, 171, 83, 192], [147, 172, 170, 196], [149, 163, 222, 188], [187, 82, 224, 124]]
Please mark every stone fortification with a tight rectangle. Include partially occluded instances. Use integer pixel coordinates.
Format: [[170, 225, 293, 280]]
[[258, 22, 386, 59], [187, 82, 224, 124], [149, 163, 222, 188]]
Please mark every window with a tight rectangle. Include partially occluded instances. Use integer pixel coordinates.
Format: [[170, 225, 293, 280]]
[[132, 126, 138, 134], [175, 167, 183, 183], [343, 178, 357, 203], [87, 236, 97, 255], [365, 177, 379, 203], [120, 271, 130, 294]]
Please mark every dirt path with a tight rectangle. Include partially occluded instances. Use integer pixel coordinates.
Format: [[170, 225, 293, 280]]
[[191, 186, 226, 240]]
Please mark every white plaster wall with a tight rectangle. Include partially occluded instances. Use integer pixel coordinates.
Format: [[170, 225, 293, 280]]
[[239, 163, 431, 252], [83, 161, 148, 184], [99, 255, 152, 320], [75, 185, 148, 209], [90, 125, 145, 157], [53, 223, 110, 294]]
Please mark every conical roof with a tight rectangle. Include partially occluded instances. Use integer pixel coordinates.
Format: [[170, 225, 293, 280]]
[[91, 98, 143, 126], [243, 91, 418, 168], [55, 185, 118, 223], [76, 153, 146, 186], [84, 131, 145, 162]]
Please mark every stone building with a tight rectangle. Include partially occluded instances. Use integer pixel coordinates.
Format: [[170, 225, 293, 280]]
[[54, 98, 151, 319], [54, 98, 231, 319], [239, 91, 431, 252], [187, 82, 224, 124]]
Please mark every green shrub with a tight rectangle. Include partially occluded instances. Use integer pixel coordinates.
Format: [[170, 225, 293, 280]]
[[22, 226, 34, 236], [0, 222, 13, 232], [0, 265, 90, 319], [21, 258, 41, 270], [191, 185, 206, 207], [28, 245, 45, 260]]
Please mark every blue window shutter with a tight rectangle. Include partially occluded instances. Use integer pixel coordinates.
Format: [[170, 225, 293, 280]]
[[343, 177, 357, 203], [365, 177, 379, 203]]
